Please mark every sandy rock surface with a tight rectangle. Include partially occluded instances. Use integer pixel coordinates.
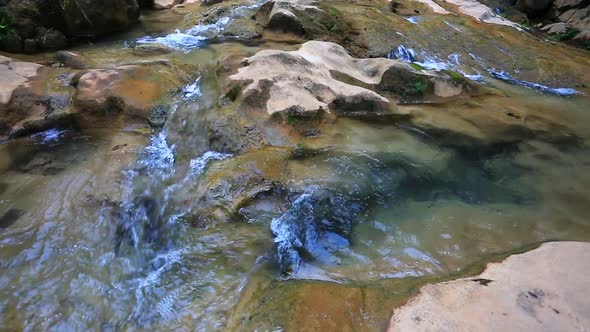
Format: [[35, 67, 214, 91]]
[[388, 241, 590, 332]]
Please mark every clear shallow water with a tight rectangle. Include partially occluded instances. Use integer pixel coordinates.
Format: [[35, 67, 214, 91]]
[[1, 2, 590, 331]]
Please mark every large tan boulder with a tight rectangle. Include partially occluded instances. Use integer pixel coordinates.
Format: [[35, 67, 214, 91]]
[[388, 241, 590, 332], [229, 41, 476, 119], [74, 64, 183, 119]]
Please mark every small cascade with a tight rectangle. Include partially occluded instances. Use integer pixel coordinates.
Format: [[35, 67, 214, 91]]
[[488, 69, 579, 96], [136, 1, 265, 51], [108, 76, 233, 324]]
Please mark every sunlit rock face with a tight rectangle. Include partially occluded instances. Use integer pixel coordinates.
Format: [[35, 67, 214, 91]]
[[229, 40, 477, 118], [388, 242, 590, 332]]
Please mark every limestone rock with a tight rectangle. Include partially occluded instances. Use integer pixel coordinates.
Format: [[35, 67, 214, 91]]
[[444, 0, 521, 28], [540, 22, 569, 34], [388, 242, 590, 332], [229, 41, 476, 119]]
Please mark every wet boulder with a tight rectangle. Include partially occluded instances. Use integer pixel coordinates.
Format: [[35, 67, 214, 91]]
[[184, 148, 290, 225], [270, 188, 361, 277], [73, 64, 188, 125]]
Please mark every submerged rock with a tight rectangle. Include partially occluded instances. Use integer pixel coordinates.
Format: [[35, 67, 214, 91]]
[[0, 56, 71, 137], [388, 242, 590, 331], [55, 51, 89, 69], [270, 187, 361, 277], [187, 148, 289, 225], [132, 43, 173, 56]]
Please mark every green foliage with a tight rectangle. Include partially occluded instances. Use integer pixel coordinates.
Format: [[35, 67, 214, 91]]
[[328, 8, 339, 18], [410, 63, 425, 71], [547, 28, 580, 42], [317, 5, 345, 33], [286, 114, 299, 125], [413, 80, 427, 93], [447, 70, 463, 82], [0, 10, 15, 41]]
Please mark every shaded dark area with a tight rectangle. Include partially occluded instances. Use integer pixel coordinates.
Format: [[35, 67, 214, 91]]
[[0, 0, 141, 53], [0, 208, 24, 229]]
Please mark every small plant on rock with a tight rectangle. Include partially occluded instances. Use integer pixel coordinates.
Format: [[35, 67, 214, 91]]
[[413, 80, 427, 94]]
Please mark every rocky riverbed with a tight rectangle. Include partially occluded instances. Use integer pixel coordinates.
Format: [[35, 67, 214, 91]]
[[0, 0, 589, 331]]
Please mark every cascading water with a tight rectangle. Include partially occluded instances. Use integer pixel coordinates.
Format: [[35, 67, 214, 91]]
[[136, 1, 265, 51], [106, 75, 237, 326]]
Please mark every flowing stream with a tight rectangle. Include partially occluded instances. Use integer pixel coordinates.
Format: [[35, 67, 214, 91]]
[[1, 1, 590, 331]]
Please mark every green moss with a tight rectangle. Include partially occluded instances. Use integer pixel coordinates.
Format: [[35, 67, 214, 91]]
[[410, 63, 425, 71], [413, 80, 427, 93], [447, 70, 463, 82], [317, 4, 346, 34], [328, 8, 340, 18]]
